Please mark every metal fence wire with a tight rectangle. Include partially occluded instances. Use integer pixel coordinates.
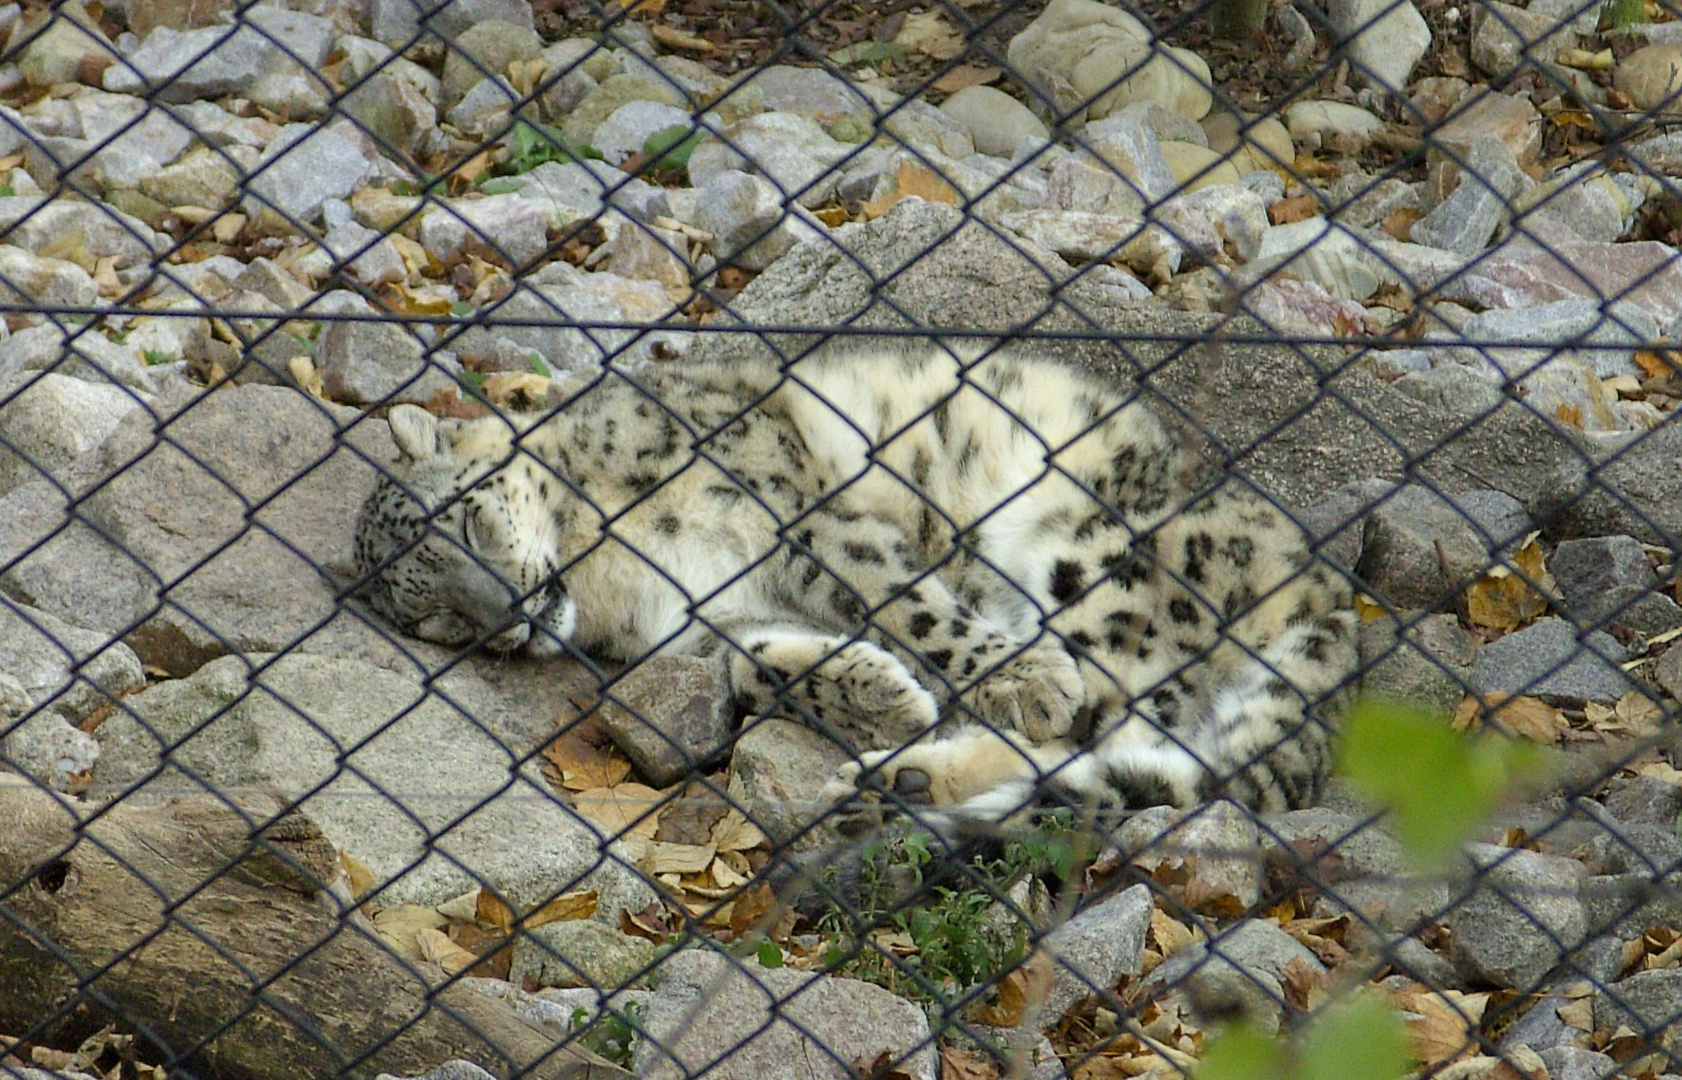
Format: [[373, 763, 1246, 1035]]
[[1, 0, 1682, 1076]]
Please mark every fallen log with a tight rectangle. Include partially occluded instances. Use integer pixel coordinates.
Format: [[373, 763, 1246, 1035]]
[[0, 780, 629, 1080]]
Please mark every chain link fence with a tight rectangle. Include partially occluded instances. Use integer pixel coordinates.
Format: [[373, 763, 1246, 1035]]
[[1, 0, 1680, 1076]]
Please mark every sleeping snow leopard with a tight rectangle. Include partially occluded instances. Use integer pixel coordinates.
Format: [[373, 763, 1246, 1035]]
[[352, 343, 1357, 821]]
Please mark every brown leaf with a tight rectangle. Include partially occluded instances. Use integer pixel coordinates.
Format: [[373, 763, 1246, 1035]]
[[527, 888, 598, 930], [1394, 986, 1489, 1068], [1465, 537, 1555, 632], [1381, 205, 1424, 240], [416, 926, 476, 974], [861, 160, 959, 220], [545, 726, 632, 792], [1635, 348, 1681, 379], [651, 23, 714, 53], [620, 901, 671, 942], [894, 10, 965, 59], [571, 782, 663, 841], [711, 808, 767, 853], [931, 65, 1001, 93], [728, 881, 779, 936], [1452, 693, 1566, 744], [967, 967, 1030, 1027], [1269, 194, 1320, 225], [1279, 954, 1324, 1012], [339, 850, 375, 898], [482, 371, 551, 411]]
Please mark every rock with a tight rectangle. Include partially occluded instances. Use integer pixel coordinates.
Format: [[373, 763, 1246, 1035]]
[[688, 169, 814, 271], [1146, 920, 1324, 1031], [97, 652, 657, 912], [1449, 844, 1588, 990], [1454, 298, 1654, 380], [941, 85, 1049, 157], [244, 122, 373, 225], [598, 215, 689, 291], [998, 209, 1180, 275], [1158, 142, 1240, 192], [1516, 357, 1625, 432], [1553, 534, 1682, 635], [592, 655, 732, 787], [1659, 645, 1682, 701], [1430, 89, 1543, 172], [439, 20, 542, 108], [1410, 136, 1525, 256], [1239, 216, 1380, 301], [0, 372, 144, 497], [1326, 0, 1430, 90], [1516, 167, 1642, 244], [451, 264, 677, 371], [1604, 775, 1682, 827], [1533, 1047, 1615, 1080], [501, 159, 669, 225], [1356, 486, 1531, 610], [590, 100, 694, 168], [1117, 801, 1262, 910], [342, 71, 438, 157], [560, 74, 687, 149], [0, 598, 144, 723], [1, 705, 100, 790], [727, 717, 852, 849], [509, 918, 659, 991], [1537, 420, 1682, 546], [633, 950, 936, 1080], [0, 323, 171, 395], [1616, 43, 1682, 111], [1360, 612, 1476, 715], [1006, 0, 1212, 123], [1294, 477, 1394, 569], [1594, 968, 1682, 1050], [1330, 175, 1421, 229], [139, 146, 241, 208], [105, 6, 335, 109], [1580, 820, 1682, 877], [16, 1, 115, 88], [317, 293, 449, 404], [1471, 0, 1576, 79], [686, 111, 851, 209], [1283, 100, 1384, 151], [1499, 991, 1592, 1054], [322, 217, 408, 287], [370, 0, 533, 47], [374, 1060, 499, 1080], [419, 192, 551, 267], [1040, 883, 1152, 1020], [0, 245, 95, 309], [1470, 618, 1631, 703]]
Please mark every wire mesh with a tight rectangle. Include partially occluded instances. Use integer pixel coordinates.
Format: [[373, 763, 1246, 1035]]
[[0, 0, 1680, 1077]]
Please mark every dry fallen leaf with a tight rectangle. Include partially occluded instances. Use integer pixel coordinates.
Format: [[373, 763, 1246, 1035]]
[[1451, 693, 1566, 744], [932, 64, 1002, 93], [1392, 985, 1489, 1069], [416, 925, 477, 974], [861, 160, 959, 220], [640, 841, 716, 875], [939, 1044, 1001, 1080], [895, 10, 965, 59], [482, 371, 551, 410], [339, 850, 375, 898], [546, 725, 633, 792], [1464, 535, 1555, 632], [651, 23, 714, 53], [1269, 194, 1321, 225], [711, 808, 767, 853], [572, 782, 664, 842], [373, 904, 449, 960], [289, 355, 326, 399], [477, 886, 599, 933]]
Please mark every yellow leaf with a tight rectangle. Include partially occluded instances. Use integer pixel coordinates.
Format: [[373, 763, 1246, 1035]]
[[710, 808, 767, 853], [546, 727, 633, 792], [932, 65, 1001, 93], [1635, 348, 1681, 379], [385, 280, 455, 316], [339, 850, 375, 897], [373, 904, 449, 960], [639, 841, 716, 875], [289, 355, 325, 399], [861, 160, 959, 220], [1354, 593, 1387, 621], [1394, 986, 1489, 1068], [1465, 538, 1554, 631], [415, 926, 476, 974], [1451, 692, 1566, 744], [572, 781, 664, 841], [895, 10, 965, 59], [528, 888, 598, 929], [482, 372, 551, 410]]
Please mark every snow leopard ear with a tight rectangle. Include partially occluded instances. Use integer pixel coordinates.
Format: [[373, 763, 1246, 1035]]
[[389, 405, 443, 462]]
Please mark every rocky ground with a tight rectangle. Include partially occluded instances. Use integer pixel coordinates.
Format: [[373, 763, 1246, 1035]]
[[3, 0, 1682, 1076]]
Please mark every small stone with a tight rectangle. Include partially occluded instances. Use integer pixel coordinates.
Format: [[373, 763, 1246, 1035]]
[[1145, 920, 1325, 1032], [440, 20, 542, 108], [105, 6, 334, 108], [1455, 298, 1654, 380], [1283, 100, 1385, 151], [1039, 883, 1152, 1020], [1605, 775, 1682, 827], [1616, 43, 1682, 111], [139, 146, 241, 208], [1656, 644, 1682, 701], [1117, 802, 1262, 911], [322, 218, 407, 287], [593, 655, 731, 787], [16, 1, 115, 88], [244, 122, 373, 225], [316, 293, 448, 405], [1449, 844, 1588, 990], [1410, 136, 1524, 256], [1158, 142, 1241, 192], [419, 193, 551, 267], [744, 65, 880, 116], [0, 372, 143, 496], [1430, 89, 1542, 170], [689, 170, 814, 271], [0, 597, 145, 723], [1553, 535, 1682, 636], [505, 159, 669, 225], [560, 74, 686, 149], [1470, 618, 1631, 703], [370, 0, 533, 47], [1330, 175, 1421, 229], [940, 85, 1049, 158], [1326, 0, 1431, 90], [343, 71, 438, 157], [589, 100, 695, 167], [633, 950, 936, 1080], [1360, 612, 1476, 715], [686, 111, 850, 209], [727, 717, 853, 850], [509, 918, 659, 991], [1356, 486, 1531, 610], [1471, 1, 1576, 79], [1594, 968, 1682, 1050], [1006, 0, 1212, 123]]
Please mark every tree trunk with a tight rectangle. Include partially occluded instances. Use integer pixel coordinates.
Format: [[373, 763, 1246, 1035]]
[[0, 782, 630, 1080]]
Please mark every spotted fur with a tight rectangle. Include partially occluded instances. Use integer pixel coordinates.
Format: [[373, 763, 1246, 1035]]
[[353, 344, 1356, 818]]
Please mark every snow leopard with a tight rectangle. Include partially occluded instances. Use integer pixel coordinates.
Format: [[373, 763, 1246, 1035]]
[[352, 343, 1357, 821]]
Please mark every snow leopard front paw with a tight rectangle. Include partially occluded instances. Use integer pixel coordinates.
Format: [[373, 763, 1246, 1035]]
[[964, 644, 1084, 741]]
